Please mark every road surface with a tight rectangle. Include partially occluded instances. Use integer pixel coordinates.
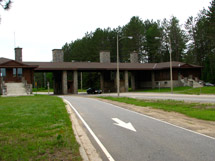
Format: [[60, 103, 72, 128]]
[[62, 96, 215, 161], [96, 92, 215, 103]]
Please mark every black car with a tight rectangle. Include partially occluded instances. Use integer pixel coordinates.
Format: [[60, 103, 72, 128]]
[[204, 82, 214, 86], [87, 88, 102, 94]]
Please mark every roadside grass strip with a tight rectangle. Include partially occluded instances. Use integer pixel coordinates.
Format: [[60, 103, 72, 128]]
[[0, 95, 81, 161], [129, 86, 215, 95], [32, 88, 54, 92], [99, 97, 215, 121]]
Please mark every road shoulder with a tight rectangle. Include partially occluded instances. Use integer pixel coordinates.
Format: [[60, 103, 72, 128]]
[[96, 97, 215, 138], [64, 100, 102, 161]]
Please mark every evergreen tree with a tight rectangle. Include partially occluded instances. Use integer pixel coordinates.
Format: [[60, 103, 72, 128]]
[[168, 16, 187, 61], [0, 0, 11, 10], [0, 0, 12, 23], [122, 16, 145, 62], [143, 20, 162, 63], [206, 0, 215, 83]]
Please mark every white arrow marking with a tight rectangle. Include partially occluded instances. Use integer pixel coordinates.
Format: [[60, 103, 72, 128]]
[[112, 118, 136, 132]]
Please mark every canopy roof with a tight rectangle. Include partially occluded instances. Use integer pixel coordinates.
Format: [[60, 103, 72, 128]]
[[25, 61, 202, 71]]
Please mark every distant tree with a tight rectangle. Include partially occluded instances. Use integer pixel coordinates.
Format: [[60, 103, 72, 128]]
[[184, 0, 215, 83], [205, 0, 215, 83], [0, 0, 12, 22], [122, 16, 145, 62], [169, 16, 187, 61], [162, 17, 187, 62], [143, 19, 163, 63], [0, 0, 12, 10], [185, 11, 208, 66]]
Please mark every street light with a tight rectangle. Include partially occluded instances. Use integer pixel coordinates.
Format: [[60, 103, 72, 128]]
[[155, 36, 173, 93], [117, 34, 133, 97], [168, 37, 173, 94]]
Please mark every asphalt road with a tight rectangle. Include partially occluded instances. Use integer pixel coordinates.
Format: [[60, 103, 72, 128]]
[[92, 92, 215, 103], [62, 96, 215, 161]]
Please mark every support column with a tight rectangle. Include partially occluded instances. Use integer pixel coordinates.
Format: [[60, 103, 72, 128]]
[[53, 71, 62, 94], [114, 71, 118, 92], [73, 70, 78, 94], [131, 72, 136, 91], [151, 71, 155, 89], [124, 71, 129, 92], [100, 72, 104, 93], [62, 70, 68, 95]]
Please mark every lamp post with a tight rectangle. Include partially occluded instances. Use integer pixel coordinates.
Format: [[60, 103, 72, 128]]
[[117, 34, 133, 97], [155, 36, 173, 93], [168, 37, 173, 94]]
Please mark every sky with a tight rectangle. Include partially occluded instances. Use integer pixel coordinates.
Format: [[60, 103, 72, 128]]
[[0, 0, 212, 62]]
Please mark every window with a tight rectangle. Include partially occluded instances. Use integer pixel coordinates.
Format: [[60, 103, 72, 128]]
[[0, 68, 6, 77], [17, 68, 22, 77], [13, 68, 17, 77]]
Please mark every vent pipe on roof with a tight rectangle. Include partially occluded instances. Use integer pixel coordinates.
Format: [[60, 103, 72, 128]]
[[15, 47, 22, 62], [52, 49, 64, 62]]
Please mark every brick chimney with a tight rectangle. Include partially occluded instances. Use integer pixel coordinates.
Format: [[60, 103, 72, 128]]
[[130, 51, 138, 63], [52, 49, 64, 62], [100, 51, 110, 63], [15, 48, 22, 62]]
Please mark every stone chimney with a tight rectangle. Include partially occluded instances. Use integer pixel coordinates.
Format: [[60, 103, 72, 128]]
[[130, 51, 138, 63], [52, 49, 64, 62], [100, 51, 110, 63], [15, 48, 22, 62]]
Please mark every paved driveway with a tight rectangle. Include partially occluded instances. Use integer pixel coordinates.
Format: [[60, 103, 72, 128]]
[[88, 92, 215, 103], [62, 96, 215, 161]]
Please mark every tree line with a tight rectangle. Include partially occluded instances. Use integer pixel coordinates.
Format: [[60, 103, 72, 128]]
[[63, 0, 215, 85]]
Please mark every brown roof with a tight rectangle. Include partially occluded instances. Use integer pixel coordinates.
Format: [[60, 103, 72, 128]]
[[0, 57, 38, 68], [25, 61, 202, 71], [0, 57, 12, 64]]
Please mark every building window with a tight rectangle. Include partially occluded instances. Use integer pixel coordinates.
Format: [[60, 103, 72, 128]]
[[17, 68, 22, 77], [0, 68, 6, 77], [13, 68, 17, 77]]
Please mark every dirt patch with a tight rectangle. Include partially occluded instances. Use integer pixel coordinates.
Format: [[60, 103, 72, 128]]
[[96, 98, 215, 138]]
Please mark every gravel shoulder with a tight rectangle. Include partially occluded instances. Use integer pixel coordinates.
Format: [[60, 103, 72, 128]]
[[96, 97, 215, 138]]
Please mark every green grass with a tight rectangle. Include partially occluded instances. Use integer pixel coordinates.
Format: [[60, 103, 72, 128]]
[[0, 95, 81, 161], [129, 86, 215, 95], [33, 88, 54, 92], [99, 96, 215, 121], [78, 89, 86, 92], [33, 88, 87, 93], [177, 86, 215, 95]]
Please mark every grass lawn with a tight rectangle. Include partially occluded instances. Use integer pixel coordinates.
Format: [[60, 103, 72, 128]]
[[129, 86, 215, 95], [177, 86, 215, 95], [0, 95, 81, 161], [33, 88, 54, 92], [100, 96, 215, 121], [78, 89, 86, 92], [33, 88, 87, 93]]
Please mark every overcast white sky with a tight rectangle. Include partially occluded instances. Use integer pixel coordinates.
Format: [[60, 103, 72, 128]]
[[0, 0, 211, 62]]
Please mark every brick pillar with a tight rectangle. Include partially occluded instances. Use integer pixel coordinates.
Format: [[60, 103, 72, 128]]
[[151, 71, 155, 89], [62, 70, 68, 95], [131, 72, 136, 91], [124, 71, 129, 92], [73, 70, 78, 94]]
